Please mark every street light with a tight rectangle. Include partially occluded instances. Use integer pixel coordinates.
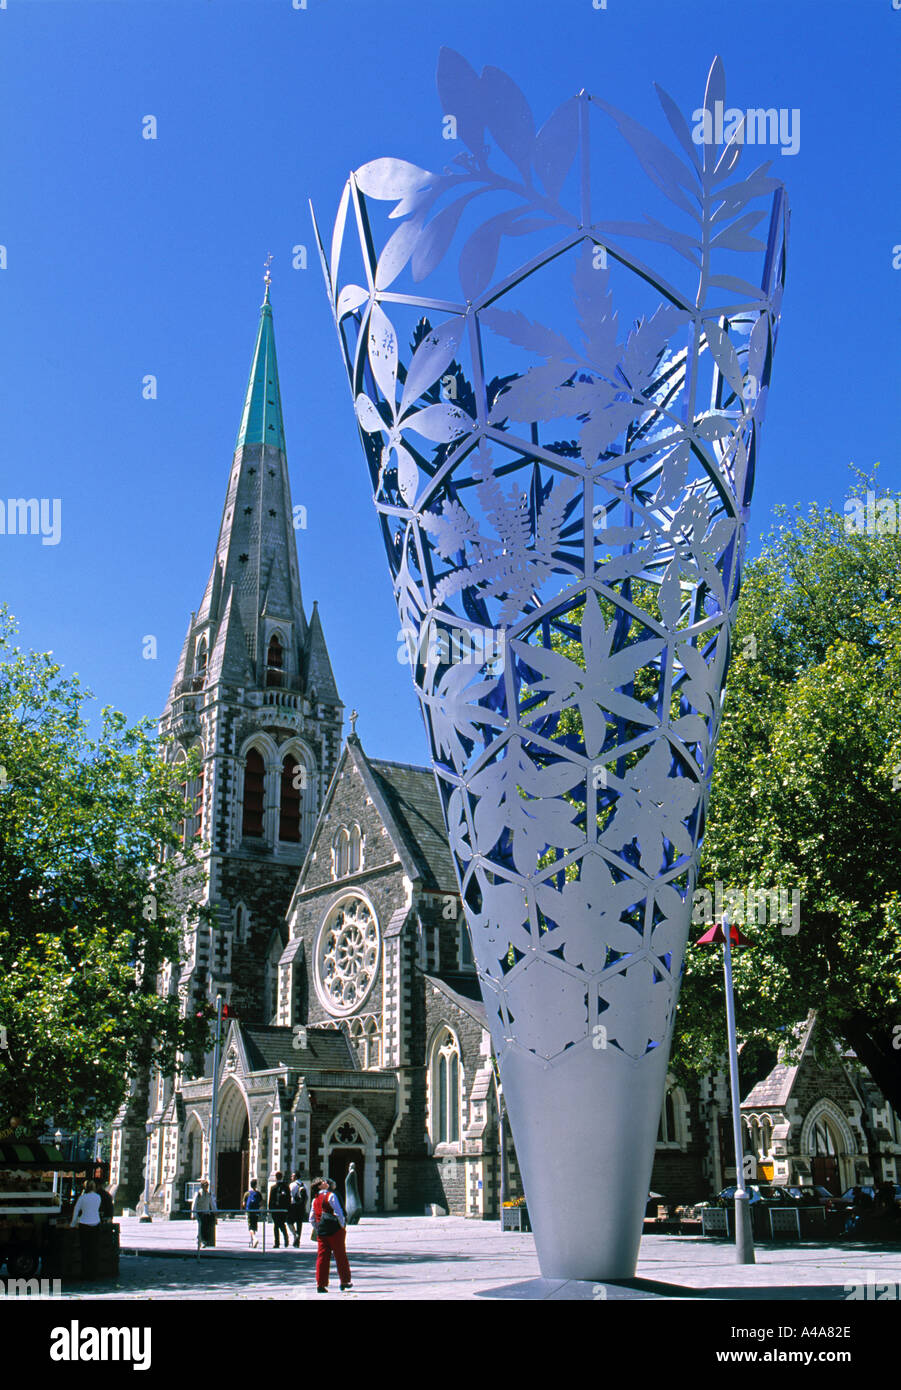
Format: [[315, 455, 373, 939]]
[[697, 914, 756, 1264], [94, 1126, 104, 1162], [53, 1130, 62, 1196], [207, 994, 225, 1204]]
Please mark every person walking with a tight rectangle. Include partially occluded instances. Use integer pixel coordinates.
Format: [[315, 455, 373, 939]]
[[70, 1179, 102, 1279], [191, 1179, 217, 1248], [311, 1177, 353, 1293], [288, 1171, 308, 1247], [244, 1178, 263, 1248], [95, 1181, 114, 1222], [268, 1170, 292, 1249]]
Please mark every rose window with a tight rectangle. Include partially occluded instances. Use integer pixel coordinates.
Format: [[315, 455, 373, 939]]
[[316, 897, 380, 1015]]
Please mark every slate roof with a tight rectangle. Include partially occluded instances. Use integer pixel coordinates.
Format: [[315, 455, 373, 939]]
[[369, 757, 458, 894], [240, 1025, 356, 1072], [422, 971, 487, 1027], [742, 1014, 817, 1109], [742, 1062, 797, 1109]]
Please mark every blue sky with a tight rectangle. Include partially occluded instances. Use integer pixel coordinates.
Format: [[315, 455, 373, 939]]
[[0, 0, 897, 767]]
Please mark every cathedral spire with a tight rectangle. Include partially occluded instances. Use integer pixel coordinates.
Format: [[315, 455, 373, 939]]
[[167, 285, 316, 700], [236, 263, 286, 453]]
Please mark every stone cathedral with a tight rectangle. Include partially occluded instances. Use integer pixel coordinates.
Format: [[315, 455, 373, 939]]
[[109, 285, 516, 1221]]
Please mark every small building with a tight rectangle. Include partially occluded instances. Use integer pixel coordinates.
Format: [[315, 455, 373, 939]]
[[741, 1016, 901, 1193]]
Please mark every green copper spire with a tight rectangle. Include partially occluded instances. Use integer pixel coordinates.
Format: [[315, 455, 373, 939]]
[[236, 266, 287, 452]]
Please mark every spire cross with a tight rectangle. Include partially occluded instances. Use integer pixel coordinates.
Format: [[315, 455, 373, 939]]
[[263, 253, 273, 299], [349, 709, 359, 736]]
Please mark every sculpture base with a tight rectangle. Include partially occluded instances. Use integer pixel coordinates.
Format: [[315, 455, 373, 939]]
[[499, 1039, 670, 1281]]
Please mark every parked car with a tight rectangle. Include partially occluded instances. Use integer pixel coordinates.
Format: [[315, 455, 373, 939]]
[[783, 1185, 834, 1207], [825, 1184, 901, 1214], [715, 1183, 832, 1208], [715, 1184, 775, 1206]]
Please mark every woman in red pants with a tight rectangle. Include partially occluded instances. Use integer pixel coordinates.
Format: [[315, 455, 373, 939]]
[[311, 1178, 353, 1293]]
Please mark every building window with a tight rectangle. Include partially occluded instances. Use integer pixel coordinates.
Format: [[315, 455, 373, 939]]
[[242, 748, 265, 838], [349, 1016, 381, 1070], [332, 827, 350, 878], [431, 1029, 462, 1145], [193, 765, 204, 838], [264, 936, 282, 1024], [810, 1117, 838, 1156], [657, 1091, 678, 1144], [460, 922, 473, 968], [192, 637, 208, 691], [177, 760, 189, 844], [348, 824, 362, 873], [266, 635, 284, 688], [315, 897, 380, 1017], [279, 756, 302, 842]]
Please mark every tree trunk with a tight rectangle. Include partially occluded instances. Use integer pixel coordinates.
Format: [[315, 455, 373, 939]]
[[842, 1012, 901, 1118]]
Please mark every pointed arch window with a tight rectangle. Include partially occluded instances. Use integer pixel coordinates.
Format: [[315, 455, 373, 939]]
[[333, 827, 350, 878], [430, 1028, 461, 1145], [264, 935, 282, 1024], [242, 748, 265, 838], [364, 1016, 381, 1069], [192, 636, 208, 691], [175, 751, 189, 845], [657, 1089, 682, 1145], [811, 1117, 838, 1156], [348, 824, 362, 874], [266, 635, 284, 688], [279, 755, 302, 843], [193, 765, 204, 838]]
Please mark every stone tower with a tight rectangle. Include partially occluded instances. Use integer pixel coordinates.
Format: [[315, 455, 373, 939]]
[[110, 284, 343, 1209]]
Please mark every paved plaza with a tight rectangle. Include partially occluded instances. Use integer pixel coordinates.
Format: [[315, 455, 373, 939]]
[[49, 1217, 901, 1301]]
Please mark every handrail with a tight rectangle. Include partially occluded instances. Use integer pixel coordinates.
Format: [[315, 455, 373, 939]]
[[183, 1206, 309, 1256]]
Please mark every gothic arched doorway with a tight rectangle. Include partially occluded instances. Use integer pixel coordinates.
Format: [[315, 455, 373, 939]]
[[323, 1112, 377, 1212], [810, 1114, 841, 1194], [218, 1117, 249, 1211], [217, 1082, 251, 1212]]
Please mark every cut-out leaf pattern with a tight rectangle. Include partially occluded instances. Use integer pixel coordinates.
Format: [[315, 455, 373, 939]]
[[321, 47, 787, 1067]]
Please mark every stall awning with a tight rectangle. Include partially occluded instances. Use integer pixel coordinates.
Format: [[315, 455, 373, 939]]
[[0, 1141, 67, 1168]]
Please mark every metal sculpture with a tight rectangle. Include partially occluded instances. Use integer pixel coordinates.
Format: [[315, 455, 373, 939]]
[[314, 49, 788, 1280]]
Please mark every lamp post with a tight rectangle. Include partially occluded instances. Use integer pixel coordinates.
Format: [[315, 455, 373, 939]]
[[207, 994, 224, 1202], [697, 915, 755, 1264], [498, 1098, 508, 1210], [53, 1129, 62, 1196], [139, 1125, 153, 1222]]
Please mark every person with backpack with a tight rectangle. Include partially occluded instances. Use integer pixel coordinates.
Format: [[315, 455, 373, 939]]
[[244, 1178, 263, 1248], [310, 1177, 353, 1293], [288, 1171, 308, 1248], [268, 1170, 292, 1248]]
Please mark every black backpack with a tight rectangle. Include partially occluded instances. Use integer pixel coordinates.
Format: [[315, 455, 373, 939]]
[[315, 1192, 340, 1237]]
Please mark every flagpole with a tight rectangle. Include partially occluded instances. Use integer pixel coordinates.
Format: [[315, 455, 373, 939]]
[[722, 913, 755, 1264]]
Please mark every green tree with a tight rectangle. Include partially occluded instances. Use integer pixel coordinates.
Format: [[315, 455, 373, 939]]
[[674, 475, 901, 1109], [0, 606, 212, 1134]]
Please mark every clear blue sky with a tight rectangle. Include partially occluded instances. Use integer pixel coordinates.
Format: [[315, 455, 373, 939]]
[[0, 0, 897, 767]]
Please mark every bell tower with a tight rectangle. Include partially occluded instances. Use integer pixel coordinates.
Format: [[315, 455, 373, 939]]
[[162, 275, 343, 1019]]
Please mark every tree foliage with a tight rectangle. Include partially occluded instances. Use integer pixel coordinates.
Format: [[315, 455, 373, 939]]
[[0, 606, 212, 1134], [674, 474, 901, 1108]]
